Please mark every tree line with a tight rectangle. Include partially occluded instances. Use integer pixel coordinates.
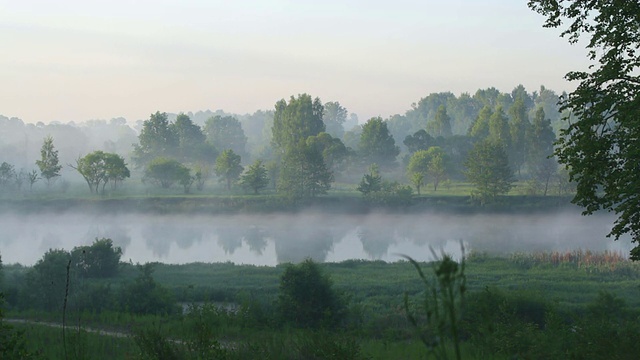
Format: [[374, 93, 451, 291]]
[[0, 84, 573, 202]]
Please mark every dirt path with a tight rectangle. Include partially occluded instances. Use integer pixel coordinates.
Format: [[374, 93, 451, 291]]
[[5, 318, 131, 339]]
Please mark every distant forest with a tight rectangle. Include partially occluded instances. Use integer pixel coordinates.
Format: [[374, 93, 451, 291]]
[[0, 85, 571, 201]]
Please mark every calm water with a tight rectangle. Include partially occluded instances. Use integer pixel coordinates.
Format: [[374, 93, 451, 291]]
[[0, 211, 631, 266]]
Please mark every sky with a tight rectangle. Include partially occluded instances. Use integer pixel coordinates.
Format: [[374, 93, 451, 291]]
[[0, 0, 591, 124]]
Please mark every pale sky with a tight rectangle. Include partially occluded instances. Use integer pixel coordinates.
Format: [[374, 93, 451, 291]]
[[0, 0, 590, 124]]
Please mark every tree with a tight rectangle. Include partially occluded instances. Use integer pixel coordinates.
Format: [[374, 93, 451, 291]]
[[171, 113, 215, 164], [427, 148, 448, 192], [427, 105, 453, 138], [143, 157, 191, 189], [72, 151, 130, 194], [132, 112, 179, 167], [240, 160, 269, 194], [26, 170, 38, 191], [203, 115, 247, 159], [468, 105, 493, 140], [278, 259, 344, 328], [278, 142, 333, 199], [407, 150, 430, 194], [404, 129, 435, 154], [71, 238, 122, 278], [528, 1, 640, 257], [508, 97, 531, 176], [119, 264, 177, 315], [0, 162, 15, 190], [104, 153, 131, 190], [272, 94, 325, 152], [358, 117, 400, 170], [528, 106, 557, 195], [25, 249, 71, 311], [36, 136, 62, 186], [305, 132, 350, 174], [357, 164, 382, 195], [322, 101, 348, 138], [488, 106, 511, 149], [215, 149, 243, 191], [464, 139, 514, 204], [407, 147, 449, 193]]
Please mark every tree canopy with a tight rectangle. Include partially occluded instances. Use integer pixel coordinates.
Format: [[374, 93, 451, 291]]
[[359, 117, 400, 170], [528, 1, 640, 258]]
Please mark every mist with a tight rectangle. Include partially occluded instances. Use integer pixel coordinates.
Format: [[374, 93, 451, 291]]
[[0, 210, 629, 267]]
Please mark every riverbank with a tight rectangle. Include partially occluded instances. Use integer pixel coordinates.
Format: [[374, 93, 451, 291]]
[[0, 193, 577, 215]]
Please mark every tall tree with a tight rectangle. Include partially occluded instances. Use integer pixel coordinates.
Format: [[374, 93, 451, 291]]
[[427, 105, 452, 138], [464, 139, 514, 204], [278, 141, 333, 199], [527, 107, 558, 196], [468, 105, 493, 140], [203, 115, 248, 160], [358, 117, 400, 170], [215, 149, 243, 191], [508, 98, 531, 176], [133, 112, 179, 167], [322, 101, 348, 138], [171, 113, 213, 163], [35, 136, 62, 186], [272, 94, 325, 152], [529, 1, 640, 257], [488, 106, 511, 149]]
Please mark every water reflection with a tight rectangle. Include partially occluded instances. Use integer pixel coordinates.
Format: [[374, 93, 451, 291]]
[[0, 211, 632, 266]]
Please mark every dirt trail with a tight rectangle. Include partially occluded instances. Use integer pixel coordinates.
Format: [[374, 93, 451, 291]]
[[5, 318, 131, 338]]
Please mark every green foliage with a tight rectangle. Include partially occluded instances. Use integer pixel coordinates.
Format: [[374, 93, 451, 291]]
[[306, 132, 350, 174], [215, 149, 243, 191], [171, 113, 216, 164], [427, 105, 452, 138], [73, 151, 130, 194], [357, 164, 382, 196], [403, 251, 466, 360], [322, 101, 348, 138], [35, 136, 62, 186], [508, 97, 531, 175], [240, 159, 269, 194], [0, 298, 37, 359], [358, 117, 399, 170], [278, 259, 345, 329], [133, 112, 179, 167], [0, 162, 16, 191], [278, 141, 333, 200], [272, 94, 325, 152], [120, 264, 178, 316], [70, 238, 122, 278], [203, 115, 248, 160], [407, 146, 449, 192], [467, 105, 492, 140], [464, 139, 514, 204], [24, 249, 71, 311], [403, 129, 435, 154], [143, 157, 191, 190], [529, 0, 640, 258]]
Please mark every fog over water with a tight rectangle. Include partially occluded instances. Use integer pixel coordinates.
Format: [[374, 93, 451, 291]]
[[0, 211, 631, 266]]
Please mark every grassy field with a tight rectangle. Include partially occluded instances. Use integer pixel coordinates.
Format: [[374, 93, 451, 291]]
[[4, 251, 640, 359]]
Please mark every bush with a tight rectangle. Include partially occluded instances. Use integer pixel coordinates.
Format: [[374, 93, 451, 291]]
[[278, 259, 345, 329]]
